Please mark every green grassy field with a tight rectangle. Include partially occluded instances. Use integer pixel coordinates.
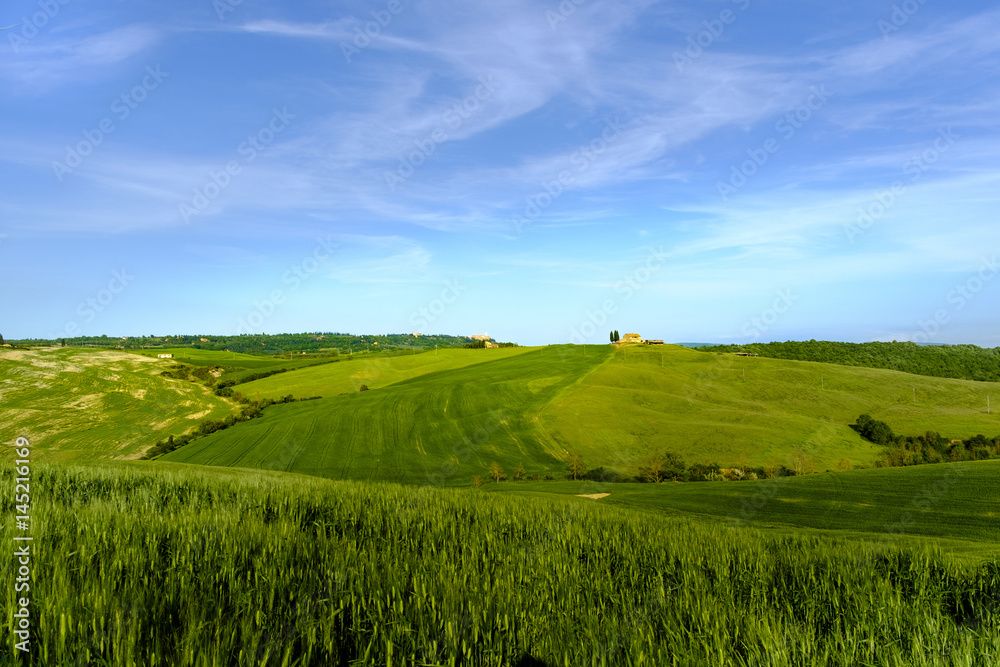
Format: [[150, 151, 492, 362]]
[[0, 348, 234, 462], [128, 346, 343, 381], [130, 347, 277, 366], [235, 345, 534, 399], [483, 459, 1000, 562], [540, 344, 1000, 470], [161, 346, 611, 484], [2, 461, 996, 666], [5, 345, 1000, 665], [159, 343, 1000, 483]]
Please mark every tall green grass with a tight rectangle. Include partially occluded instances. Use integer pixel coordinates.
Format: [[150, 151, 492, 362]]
[[2, 462, 997, 666]]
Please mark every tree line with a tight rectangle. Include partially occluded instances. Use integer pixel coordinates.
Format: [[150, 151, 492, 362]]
[[6, 332, 492, 355], [699, 340, 1000, 382], [851, 414, 1000, 467], [475, 451, 805, 486]]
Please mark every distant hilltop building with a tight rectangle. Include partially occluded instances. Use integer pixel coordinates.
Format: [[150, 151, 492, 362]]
[[469, 334, 492, 341], [645, 339, 664, 345], [621, 333, 643, 343]]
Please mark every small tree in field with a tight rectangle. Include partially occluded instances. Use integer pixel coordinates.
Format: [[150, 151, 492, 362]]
[[639, 452, 665, 483], [566, 451, 586, 480], [513, 462, 526, 482], [489, 461, 506, 483], [472, 475, 484, 488]]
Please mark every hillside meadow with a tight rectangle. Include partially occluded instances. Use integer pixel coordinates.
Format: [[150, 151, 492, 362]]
[[235, 345, 533, 399], [0, 347, 233, 462], [160, 346, 609, 484], [157, 344, 1000, 482], [540, 344, 1000, 471]]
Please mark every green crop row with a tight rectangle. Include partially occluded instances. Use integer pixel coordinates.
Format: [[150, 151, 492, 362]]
[[2, 462, 997, 666]]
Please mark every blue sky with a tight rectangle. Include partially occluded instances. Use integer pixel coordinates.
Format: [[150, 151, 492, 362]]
[[2, 0, 999, 346]]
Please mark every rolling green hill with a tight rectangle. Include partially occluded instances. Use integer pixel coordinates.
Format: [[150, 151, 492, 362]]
[[235, 345, 533, 399], [160, 346, 610, 484], [540, 344, 1000, 471], [8, 343, 1000, 477], [158, 343, 1000, 484], [0, 347, 234, 461]]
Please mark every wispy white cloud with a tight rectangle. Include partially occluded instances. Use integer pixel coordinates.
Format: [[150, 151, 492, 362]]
[[0, 25, 160, 92]]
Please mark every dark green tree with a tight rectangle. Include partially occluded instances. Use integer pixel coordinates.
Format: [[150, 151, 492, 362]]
[[851, 414, 896, 445]]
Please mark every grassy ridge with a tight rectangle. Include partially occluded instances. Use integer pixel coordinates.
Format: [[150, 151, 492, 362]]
[[2, 462, 997, 666], [235, 346, 534, 399], [540, 344, 1000, 470], [0, 348, 233, 462], [161, 346, 610, 484], [486, 460, 1000, 560]]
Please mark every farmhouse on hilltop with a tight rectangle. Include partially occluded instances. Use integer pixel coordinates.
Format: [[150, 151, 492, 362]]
[[621, 333, 643, 343]]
